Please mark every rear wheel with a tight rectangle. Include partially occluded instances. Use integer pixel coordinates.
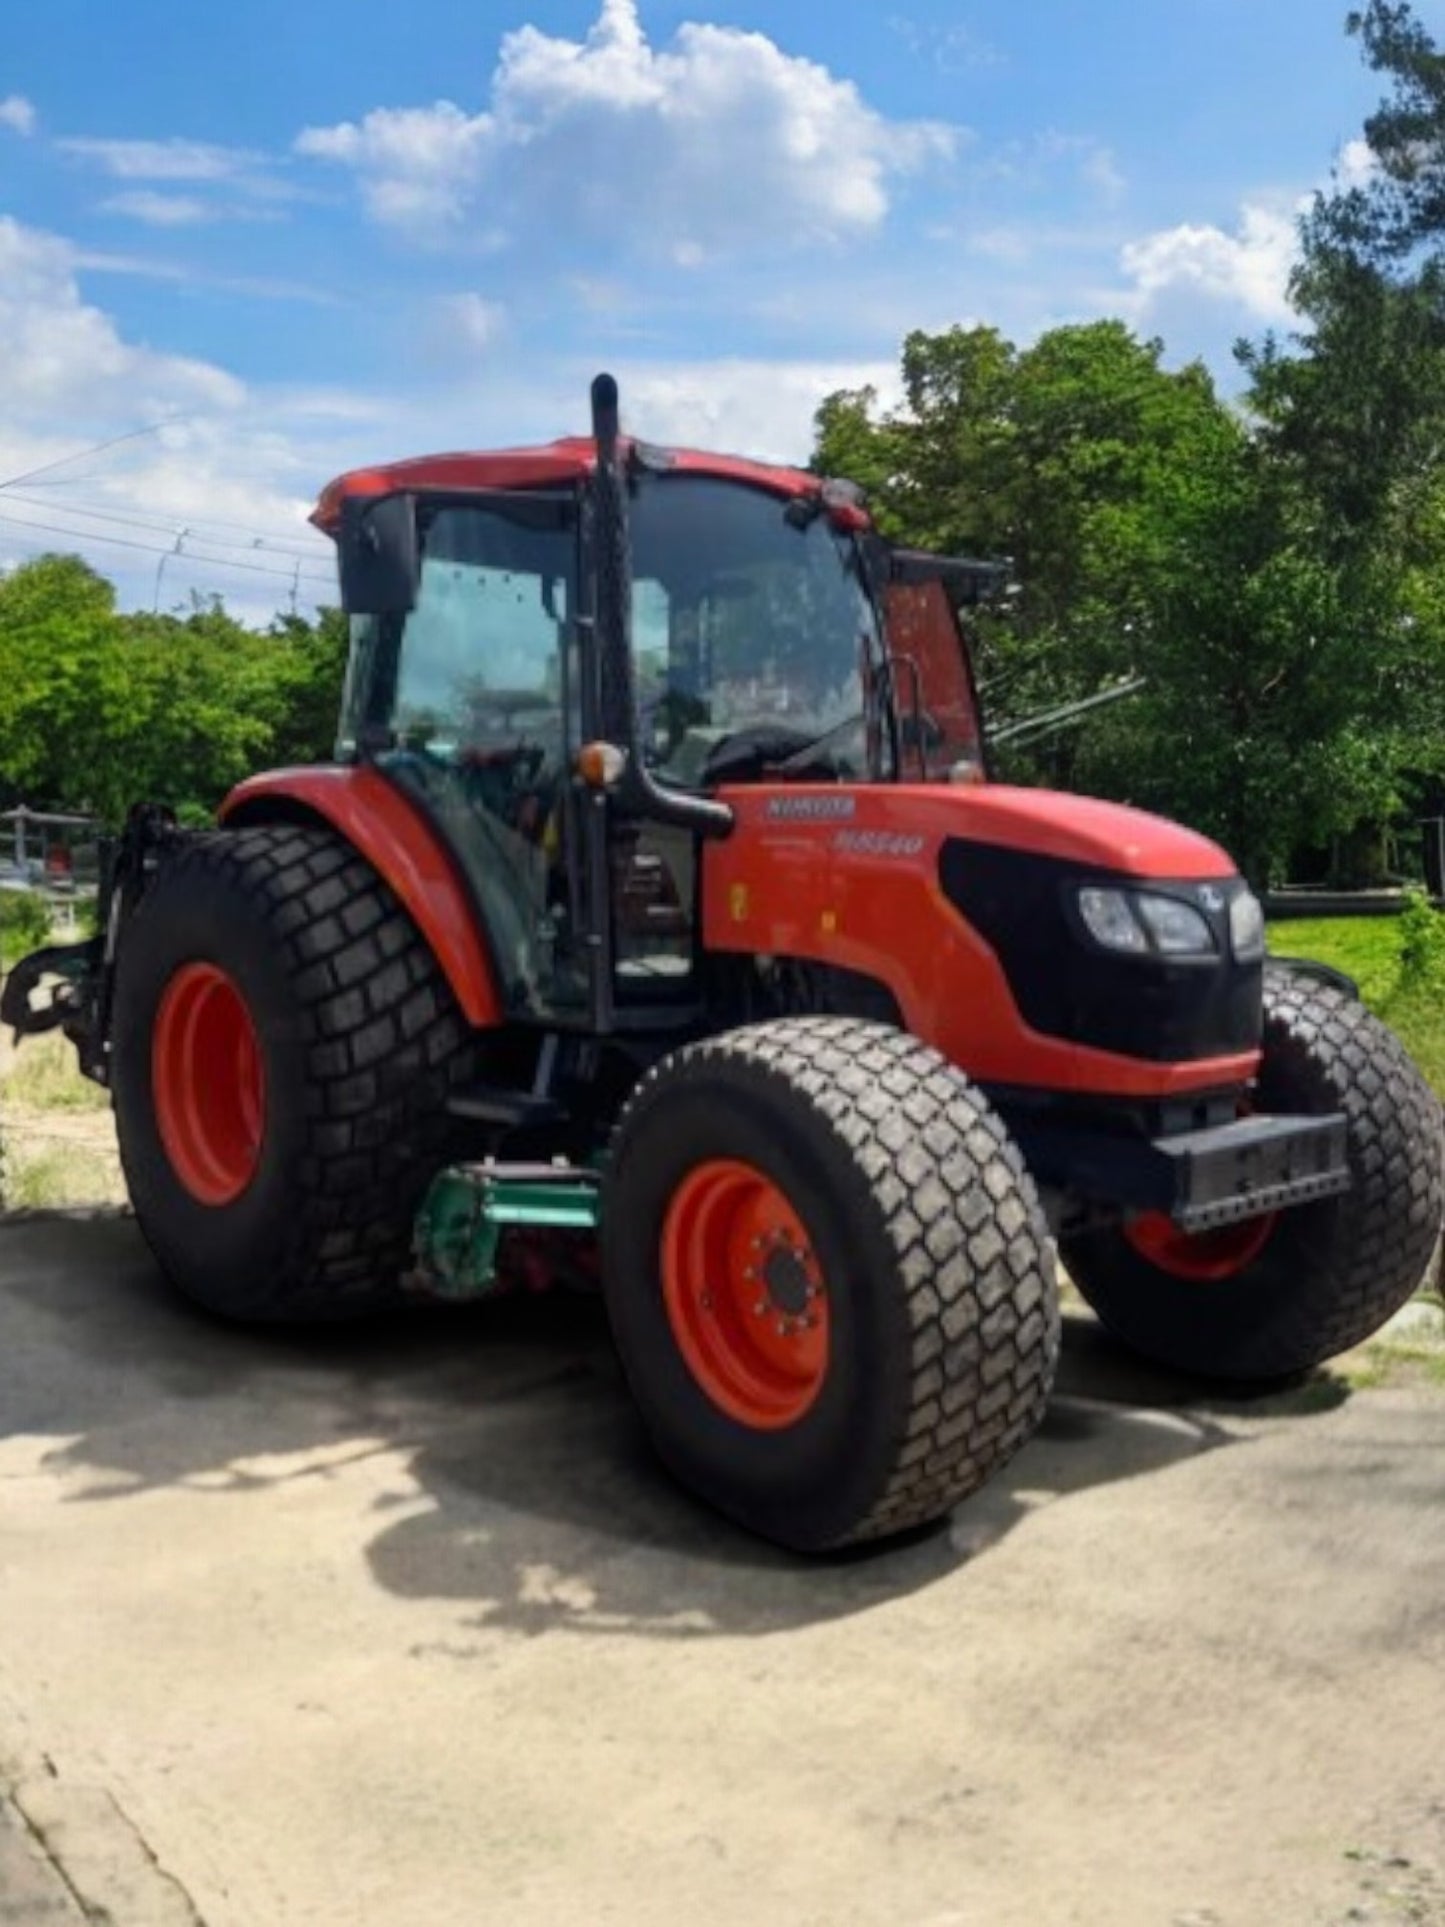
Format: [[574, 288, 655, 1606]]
[[112, 825, 481, 1320], [602, 1018, 1060, 1551], [1061, 966, 1444, 1378]]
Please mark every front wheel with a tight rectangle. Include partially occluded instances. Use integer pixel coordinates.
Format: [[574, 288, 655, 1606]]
[[1061, 966, 1444, 1379], [602, 1018, 1060, 1551]]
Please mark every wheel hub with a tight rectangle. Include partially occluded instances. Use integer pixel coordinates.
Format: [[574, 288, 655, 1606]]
[[661, 1158, 830, 1430], [1123, 1209, 1277, 1282], [761, 1242, 813, 1318], [151, 961, 265, 1206]]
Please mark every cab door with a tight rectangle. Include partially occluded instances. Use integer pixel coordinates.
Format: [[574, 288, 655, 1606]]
[[341, 490, 592, 1020]]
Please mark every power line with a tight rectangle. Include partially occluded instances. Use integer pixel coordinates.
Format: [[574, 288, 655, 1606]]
[[0, 508, 335, 590], [13, 475, 331, 554], [0, 419, 190, 491], [0, 489, 328, 564], [15, 477, 333, 554]]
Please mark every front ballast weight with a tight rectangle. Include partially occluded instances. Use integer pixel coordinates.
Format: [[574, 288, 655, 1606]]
[[407, 1163, 602, 1301]]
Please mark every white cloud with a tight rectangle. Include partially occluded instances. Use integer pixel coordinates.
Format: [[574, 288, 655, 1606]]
[[59, 136, 303, 226], [0, 217, 359, 616], [57, 136, 258, 181], [0, 217, 244, 418], [1037, 132, 1125, 206], [0, 404, 348, 622], [97, 189, 286, 228], [297, 103, 492, 226], [375, 352, 903, 473], [1118, 143, 1394, 332], [296, 0, 955, 254], [962, 130, 1126, 209], [888, 16, 1004, 73], [99, 191, 213, 227], [436, 291, 506, 351], [74, 249, 341, 306], [1336, 137, 1377, 191], [1121, 199, 1299, 325], [608, 356, 904, 465], [0, 95, 36, 137]]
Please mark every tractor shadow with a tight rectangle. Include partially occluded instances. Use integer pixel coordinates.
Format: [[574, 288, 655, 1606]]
[[0, 1213, 1352, 1641]]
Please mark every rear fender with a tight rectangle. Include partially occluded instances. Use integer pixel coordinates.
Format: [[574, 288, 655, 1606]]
[[220, 766, 503, 1029]]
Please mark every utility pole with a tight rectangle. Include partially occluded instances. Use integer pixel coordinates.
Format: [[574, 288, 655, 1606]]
[[153, 526, 190, 612]]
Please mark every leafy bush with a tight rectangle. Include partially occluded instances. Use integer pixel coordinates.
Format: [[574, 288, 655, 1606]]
[[1396, 889, 1445, 992], [0, 889, 52, 965]]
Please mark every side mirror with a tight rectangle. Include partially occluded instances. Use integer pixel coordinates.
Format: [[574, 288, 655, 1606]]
[[338, 492, 420, 615]]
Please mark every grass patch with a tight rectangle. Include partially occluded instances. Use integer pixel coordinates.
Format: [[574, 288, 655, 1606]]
[[1335, 1293, 1445, 1390], [6, 1148, 74, 1210], [1337, 1335, 1445, 1391], [1266, 915, 1403, 1005], [1371, 985, 1445, 1096], [2, 1030, 108, 1111], [3, 1146, 118, 1210]]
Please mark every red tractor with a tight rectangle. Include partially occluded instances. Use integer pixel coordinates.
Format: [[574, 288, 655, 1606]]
[[8, 375, 1441, 1552]]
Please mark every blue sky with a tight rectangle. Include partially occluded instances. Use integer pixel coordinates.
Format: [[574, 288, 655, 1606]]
[[0, 0, 1422, 616]]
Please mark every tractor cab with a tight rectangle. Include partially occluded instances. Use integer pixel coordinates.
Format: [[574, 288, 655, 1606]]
[[319, 400, 990, 1032]]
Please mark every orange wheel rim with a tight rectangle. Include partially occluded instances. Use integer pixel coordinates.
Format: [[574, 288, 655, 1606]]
[[1123, 1209, 1277, 1282], [152, 962, 265, 1205], [661, 1158, 829, 1430]]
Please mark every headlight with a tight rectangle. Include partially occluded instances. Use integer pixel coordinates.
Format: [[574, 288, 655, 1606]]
[[1077, 887, 1149, 955], [1133, 891, 1217, 956], [1076, 886, 1218, 958], [1229, 888, 1266, 962]]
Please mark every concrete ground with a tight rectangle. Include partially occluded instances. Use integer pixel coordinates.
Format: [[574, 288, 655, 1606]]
[[0, 1212, 1441, 1927]]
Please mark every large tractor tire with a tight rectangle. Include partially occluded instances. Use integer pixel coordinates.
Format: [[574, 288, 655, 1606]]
[[111, 825, 481, 1320], [1062, 965, 1444, 1380], [601, 1017, 1060, 1552]]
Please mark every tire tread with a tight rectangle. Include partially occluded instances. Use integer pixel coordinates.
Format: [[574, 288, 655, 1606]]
[[607, 1017, 1060, 1546]]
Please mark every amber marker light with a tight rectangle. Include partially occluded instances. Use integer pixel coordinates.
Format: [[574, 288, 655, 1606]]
[[577, 741, 629, 790]]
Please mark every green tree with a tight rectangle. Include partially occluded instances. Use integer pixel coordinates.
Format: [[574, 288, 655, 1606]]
[[0, 555, 148, 819], [813, 304, 1445, 883], [1235, 0, 1445, 874], [813, 325, 1265, 820], [0, 556, 352, 825]]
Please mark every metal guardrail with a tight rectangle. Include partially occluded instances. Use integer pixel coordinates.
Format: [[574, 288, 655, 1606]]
[[1263, 890, 1418, 920], [1, 807, 101, 876]]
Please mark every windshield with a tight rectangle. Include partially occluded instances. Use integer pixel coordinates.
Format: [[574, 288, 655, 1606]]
[[629, 475, 889, 786]]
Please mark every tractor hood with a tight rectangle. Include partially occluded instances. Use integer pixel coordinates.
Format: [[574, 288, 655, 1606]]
[[710, 780, 1239, 892], [704, 780, 1259, 1096], [935, 784, 1237, 880]]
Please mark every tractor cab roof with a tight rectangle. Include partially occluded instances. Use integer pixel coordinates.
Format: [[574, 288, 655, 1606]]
[[311, 437, 867, 535]]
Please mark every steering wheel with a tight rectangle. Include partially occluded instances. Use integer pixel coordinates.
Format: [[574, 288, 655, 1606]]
[[466, 688, 557, 733]]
